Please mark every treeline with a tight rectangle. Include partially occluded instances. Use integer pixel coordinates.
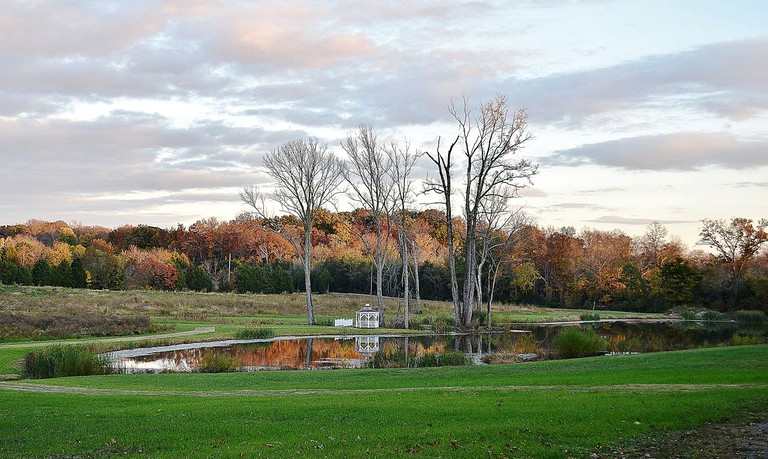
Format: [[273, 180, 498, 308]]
[[1, 215, 767, 313]]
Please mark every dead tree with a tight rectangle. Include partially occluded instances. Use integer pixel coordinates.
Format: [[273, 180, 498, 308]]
[[386, 139, 418, 328], [423, 135, 462, 325], [341, 125, 394, 326], [453, 95, 537, 327], [240, 138, 344, 325]]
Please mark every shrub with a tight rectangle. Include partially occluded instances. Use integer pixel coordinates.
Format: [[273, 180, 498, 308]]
[[481, 352, 521, 364], [432, 351, 471, 367], [579, 312, 601, 321], [554, 327, 608, 358], [679, 309, 698, 321], [730, 333, 765, 346], [314, 316, 334, 327], [735, 310, 767, 325], [366, 350, 471, 368], [471, 309, 487, 326], [235, 328, 275, 340], [199, 353, 241, 373], [24, 345, 110, 379], [433, 316, 455, 333], [700, 310, 728, 322]]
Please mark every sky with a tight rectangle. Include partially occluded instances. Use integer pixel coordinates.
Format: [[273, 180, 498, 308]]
[[1, 0, 767, 249]]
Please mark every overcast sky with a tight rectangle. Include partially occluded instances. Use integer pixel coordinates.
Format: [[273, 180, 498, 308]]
[[1, 0, 766, 248]]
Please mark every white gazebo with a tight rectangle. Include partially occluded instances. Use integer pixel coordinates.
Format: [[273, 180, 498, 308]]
[[355, 304, 380, 328]]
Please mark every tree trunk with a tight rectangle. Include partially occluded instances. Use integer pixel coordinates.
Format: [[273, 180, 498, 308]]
[[376, 261, 385, 327], [410, 238, 423, 314], [462, 228, 476, 328], [446, 213, 461, 326], [401, 231, 410, 329], [304, 225, 315, 325]]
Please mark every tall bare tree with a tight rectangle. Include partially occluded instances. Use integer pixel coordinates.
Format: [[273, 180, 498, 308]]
[[386, 139, 418, 328], [241, 138, 344, 325], [423, 135, 462, 325], [341, 125, 394, 326], [453, 95, 538, 327]]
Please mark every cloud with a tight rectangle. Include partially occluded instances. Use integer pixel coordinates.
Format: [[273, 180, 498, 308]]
[[585, 215, 695, 226], [548, 132, 768, 171], [505, 38, 768, 126]]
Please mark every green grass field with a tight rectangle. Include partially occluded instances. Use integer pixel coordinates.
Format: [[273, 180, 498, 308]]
[[2, 345, 767, 458]]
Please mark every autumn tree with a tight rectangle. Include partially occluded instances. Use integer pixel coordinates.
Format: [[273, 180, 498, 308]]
[[699, 217, 768, 306], [480, 205, 532, 327], [577, 229, 632, 307], [241, 138, 345, 325]]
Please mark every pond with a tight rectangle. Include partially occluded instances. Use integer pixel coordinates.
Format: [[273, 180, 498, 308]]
[[108, 320, 767, 373]]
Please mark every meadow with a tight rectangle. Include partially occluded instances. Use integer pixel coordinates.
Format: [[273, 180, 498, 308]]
[[1, 285, 765, 457]]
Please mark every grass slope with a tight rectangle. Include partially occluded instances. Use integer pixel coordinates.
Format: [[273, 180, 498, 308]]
[[1, 345, 766, 458]]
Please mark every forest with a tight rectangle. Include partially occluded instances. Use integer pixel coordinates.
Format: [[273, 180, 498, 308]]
[[1, 214, 766, 314]]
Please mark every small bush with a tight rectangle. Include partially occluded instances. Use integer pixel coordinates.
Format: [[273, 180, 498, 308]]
[[199, 353, 241, 373], [432, 351, 472, 367], [481, 352, 521, 364], [554, 327, 608, 359], [235, 328, 275, 340], [433, 316, 455, 333], [579, 313, 601, 321], [730, 333, 765, 346], [471, 310, 487, 326], [24, 345, 110, 379], [735, 310, 767, 325], [679, 309, 698, 321], [366, 350, 471, 368], [314, 316, 334, 327], [700, 310, 728, 322]]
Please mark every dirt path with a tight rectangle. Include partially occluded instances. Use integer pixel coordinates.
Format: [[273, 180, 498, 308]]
[[0, 327, 216, 349], [590, 411, 768, 458]]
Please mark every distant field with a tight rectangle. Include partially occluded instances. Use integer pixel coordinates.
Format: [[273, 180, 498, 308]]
[[0, 285, 664, 334]]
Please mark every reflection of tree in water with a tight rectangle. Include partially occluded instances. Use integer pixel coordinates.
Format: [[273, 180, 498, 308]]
[[125, 323, 766, 371]]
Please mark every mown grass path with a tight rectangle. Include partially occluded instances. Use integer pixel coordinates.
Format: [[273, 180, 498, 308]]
[[0, 326, 216, 349], [1, 381, 766, 397]]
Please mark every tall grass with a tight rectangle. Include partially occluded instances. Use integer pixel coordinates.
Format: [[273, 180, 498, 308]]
[[735, 310, 767, 325], [366, 350, 471, 368], [23, 345, 110, 379], [234, 327, 275, 339], [198, 353, 241, 373], [553, 327, 608, 358]]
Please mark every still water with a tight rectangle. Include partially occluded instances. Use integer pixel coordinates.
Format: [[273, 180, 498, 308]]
[[108, 320, 767, 373]]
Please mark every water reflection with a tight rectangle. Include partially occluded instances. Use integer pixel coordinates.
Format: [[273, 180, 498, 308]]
[[109, 321, 766, 373]]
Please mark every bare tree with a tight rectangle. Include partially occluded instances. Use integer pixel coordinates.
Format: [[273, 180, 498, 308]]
[[453, 95, 538, 327], [341, 125, 394, 326], [482, 206, 533, 329], [386, 139, 418, 328], [423, 135, 462, 325], [241, 138, 345, 325]]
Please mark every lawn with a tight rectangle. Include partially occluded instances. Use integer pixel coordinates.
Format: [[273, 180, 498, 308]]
[[1, 345, 767, 458]]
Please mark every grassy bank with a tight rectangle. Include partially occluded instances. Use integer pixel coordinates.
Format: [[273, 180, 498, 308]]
[[1, 345, 766, 458]]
